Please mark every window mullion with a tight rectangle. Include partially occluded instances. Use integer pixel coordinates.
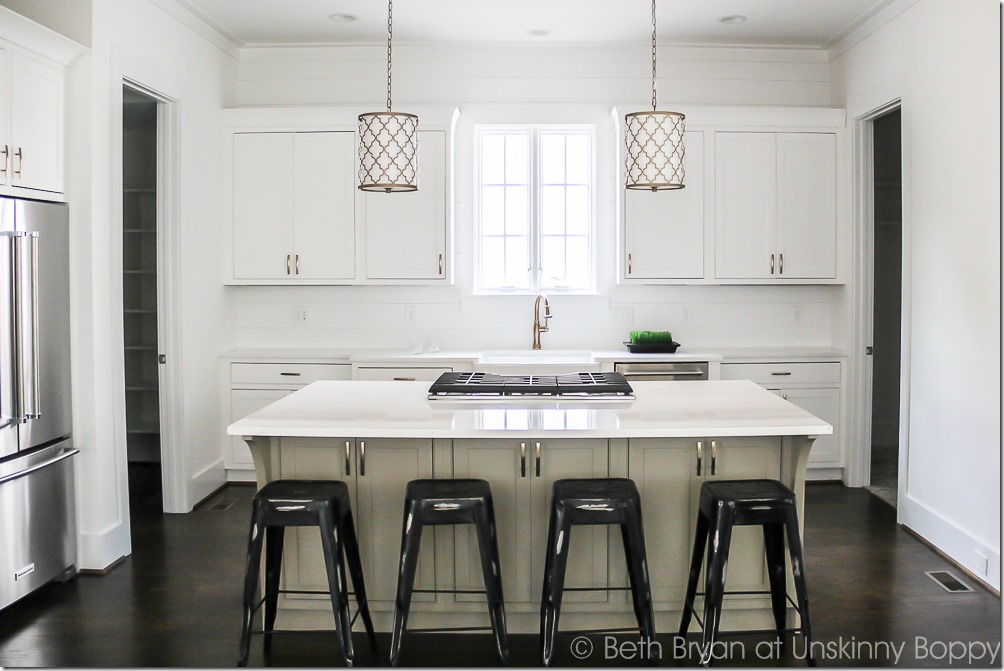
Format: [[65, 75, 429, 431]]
[[530, 128, 541, 292]]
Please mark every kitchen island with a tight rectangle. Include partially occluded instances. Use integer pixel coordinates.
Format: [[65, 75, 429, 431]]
[[228, 379, 830, 634]]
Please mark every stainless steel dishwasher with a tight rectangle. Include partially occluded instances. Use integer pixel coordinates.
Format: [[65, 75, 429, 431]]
[[614, 361, 709, 381]]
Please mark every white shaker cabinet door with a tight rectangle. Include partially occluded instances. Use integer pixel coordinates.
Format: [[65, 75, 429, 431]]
[[624, 131, 705, 280], [232, 133, 293, 280], [777, 133, 836, 279], [715, 132, 776, 279], [9, 53, 63, 194], [363, 130, 447, 280]]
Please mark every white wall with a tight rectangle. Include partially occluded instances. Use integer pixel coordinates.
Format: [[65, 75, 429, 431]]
[[832, 0, 1001, 589], [231, 43, 842, 352], [66, 0, 235, 569]]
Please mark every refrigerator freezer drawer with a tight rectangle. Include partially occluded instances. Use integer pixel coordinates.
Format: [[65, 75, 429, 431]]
[[0, 441, 77, 612]]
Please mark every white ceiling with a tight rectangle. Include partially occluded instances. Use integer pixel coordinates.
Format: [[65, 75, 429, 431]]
[[176, 0, 895, 49]]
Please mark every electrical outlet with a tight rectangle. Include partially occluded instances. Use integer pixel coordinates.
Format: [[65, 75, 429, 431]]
[[611, 307, 634, 326], [681, 305, 693, 324], [792, 305, 803, 324], [292, 306, 309, 324], [975, 551, 989, 576], [405, 305, 417, 325]]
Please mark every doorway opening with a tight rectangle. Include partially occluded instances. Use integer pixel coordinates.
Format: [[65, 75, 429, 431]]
[[867, 107, 902, 508], [122, 85, 163, 514]]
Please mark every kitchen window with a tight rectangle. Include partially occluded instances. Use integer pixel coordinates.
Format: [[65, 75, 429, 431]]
[[474, 125, 594, 292]]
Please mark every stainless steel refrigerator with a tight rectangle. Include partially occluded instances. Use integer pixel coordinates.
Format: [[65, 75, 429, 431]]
[[0, 196, 76, 612]]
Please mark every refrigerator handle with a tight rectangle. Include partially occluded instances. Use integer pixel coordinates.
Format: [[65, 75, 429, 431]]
[[25, 232, 39, 419], [7, 231, 23, 423], [13, 232, 39, 421]]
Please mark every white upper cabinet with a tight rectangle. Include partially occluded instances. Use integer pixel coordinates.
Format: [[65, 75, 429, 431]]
[[715, 131, 836, 281], [623, 130, 705, 281], [362, 130, 447, 281], [231, 131, 355, 282]]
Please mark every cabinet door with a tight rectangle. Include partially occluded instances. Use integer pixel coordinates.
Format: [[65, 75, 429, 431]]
[[529, 439, 609, 603], [278, 438, 355, 597], [354, 366, 453, 381], [699, 437, 781, 594], [627, 438, 697, 604], [364, 131, 447, 280], [232, 133, 293, 279], [453, 439, 530, 602], [624, 131, 704, 280], [229, 389, 294, 467], [292, 132, 355, 279], [354, 438, 435, 602], [10, 53, 63, 193], [715, 133, 776, 279], [777, 133, 836, 279], [779, 387, 840, 466]]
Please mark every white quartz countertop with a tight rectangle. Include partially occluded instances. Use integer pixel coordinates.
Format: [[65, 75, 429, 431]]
[[228, 379, 832, 440]]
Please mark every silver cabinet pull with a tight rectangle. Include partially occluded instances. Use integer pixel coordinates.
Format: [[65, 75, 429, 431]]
[[13, 148, 22, 178], [0, 145, 7, 176], [344, 441, 351, 476], [770, 253, 775, 275], [520, 442, 526, 478], [286, 254, 291, 275], [770, 371, 792, 376], [711, 440, 717, 476], [627, 253, 632, 275], [279, 372, 301, 377], [696, 441, 702, 476], [393, 377, 416, 381], [535, 441, 541, 477], [779, 253, 783, 275], [438, 253, 443, 275], [359, 440, 366, 476], [295, 254, 300, 275]]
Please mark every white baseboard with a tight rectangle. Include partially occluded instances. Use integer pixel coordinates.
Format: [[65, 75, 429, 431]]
[[806, 466, 843, 481], [900, 493, 1000, 592], [191, 458, 227, 508], [226, 468, 256, 483], [77, 521, 131, 571]]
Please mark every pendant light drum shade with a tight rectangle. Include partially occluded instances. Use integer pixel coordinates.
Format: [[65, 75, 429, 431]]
[[358, 111, 419, 193], [624, 110, 685, 191]]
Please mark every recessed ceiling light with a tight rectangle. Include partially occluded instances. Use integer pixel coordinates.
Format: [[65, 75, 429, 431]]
[[329, 13, 357, 22], [719, 15, 748, 25], [528, 29, 552, 37]]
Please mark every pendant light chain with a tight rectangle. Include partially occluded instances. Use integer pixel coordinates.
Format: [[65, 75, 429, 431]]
[[386, 0, 394, 112], [650, 0, 658, 112]]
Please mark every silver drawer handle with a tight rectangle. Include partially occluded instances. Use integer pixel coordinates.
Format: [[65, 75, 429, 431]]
[[279, 372, 301, 377], [770, 372, 792, 376], [393, 377, 416, 381], [623, 371, 705, 378]]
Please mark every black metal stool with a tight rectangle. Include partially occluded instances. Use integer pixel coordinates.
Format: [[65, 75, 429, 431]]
[[679, 479, 814, 667], [390, 479, 509, 666], [540, 478, 656, 667], [238, 480, 377, 667]]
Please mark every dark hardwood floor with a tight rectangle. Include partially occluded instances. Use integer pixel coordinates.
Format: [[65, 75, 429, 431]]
[[0, 478, 998, 667]]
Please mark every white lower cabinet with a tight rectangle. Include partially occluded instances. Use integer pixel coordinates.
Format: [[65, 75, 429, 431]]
[[354, 366, 453, 381], [629, 437, 781, 607], [278, 437, 435, 603], [453, 439, 609, 604]]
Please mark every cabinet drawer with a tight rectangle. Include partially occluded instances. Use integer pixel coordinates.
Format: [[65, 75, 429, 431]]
[[231, 362, 351, 385], [355, 366, 452, 381], [720, 362, 840, 385]]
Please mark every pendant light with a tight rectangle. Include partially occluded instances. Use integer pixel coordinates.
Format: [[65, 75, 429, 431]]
[[358, 0, 419, 192], [624, 0, 685, 191]]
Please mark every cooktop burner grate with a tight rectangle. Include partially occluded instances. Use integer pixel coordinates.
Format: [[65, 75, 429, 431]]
[[429, 371, 634, 397]]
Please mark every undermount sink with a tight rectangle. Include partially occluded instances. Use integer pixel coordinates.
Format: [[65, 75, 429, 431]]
[[477, 350, 599, 374]]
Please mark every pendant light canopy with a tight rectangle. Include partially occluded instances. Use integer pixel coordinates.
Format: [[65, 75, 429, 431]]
[[625, 0, 685, 191], [358, 0, 419, 193]]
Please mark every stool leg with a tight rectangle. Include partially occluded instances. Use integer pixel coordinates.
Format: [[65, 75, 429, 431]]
[[539, 503, 572, 667], [474, 498, 510, 666], [782, 504, 815, 666], [763, 522, 787, 647], [389, 501, 424, 667], [318, 507, 356, 667], [341, 511, 378, 652], [263, 526, 285, 654], [679, 510, 709, 641], [700, 504, 734, 667], [620, 509, 656, 652], [238, 503, 266, 667]]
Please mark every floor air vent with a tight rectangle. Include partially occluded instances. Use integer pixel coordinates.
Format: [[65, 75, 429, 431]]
[[205, 499, 239, 512], [925, 570, 973, 593]]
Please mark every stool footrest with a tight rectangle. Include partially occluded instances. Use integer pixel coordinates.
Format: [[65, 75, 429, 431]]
[[560, 627, 644, 635], [406, 626, 494, 634], [561, 586, 632, 592], [411, 588, 486, 595]]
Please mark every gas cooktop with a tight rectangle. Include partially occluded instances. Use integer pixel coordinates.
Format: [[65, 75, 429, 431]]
[[428, 371, 634, 399]]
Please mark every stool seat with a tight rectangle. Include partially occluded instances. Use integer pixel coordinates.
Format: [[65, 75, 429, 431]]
[[390, 479, 509, 667], [238, 479, 376, 667], [680, 478, 813, 667], [540, 478, 655, 666]]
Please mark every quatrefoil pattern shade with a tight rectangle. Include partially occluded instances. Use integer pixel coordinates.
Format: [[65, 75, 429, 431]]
[[358, 111, 419, 192], [624, 110, 686, 191]]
